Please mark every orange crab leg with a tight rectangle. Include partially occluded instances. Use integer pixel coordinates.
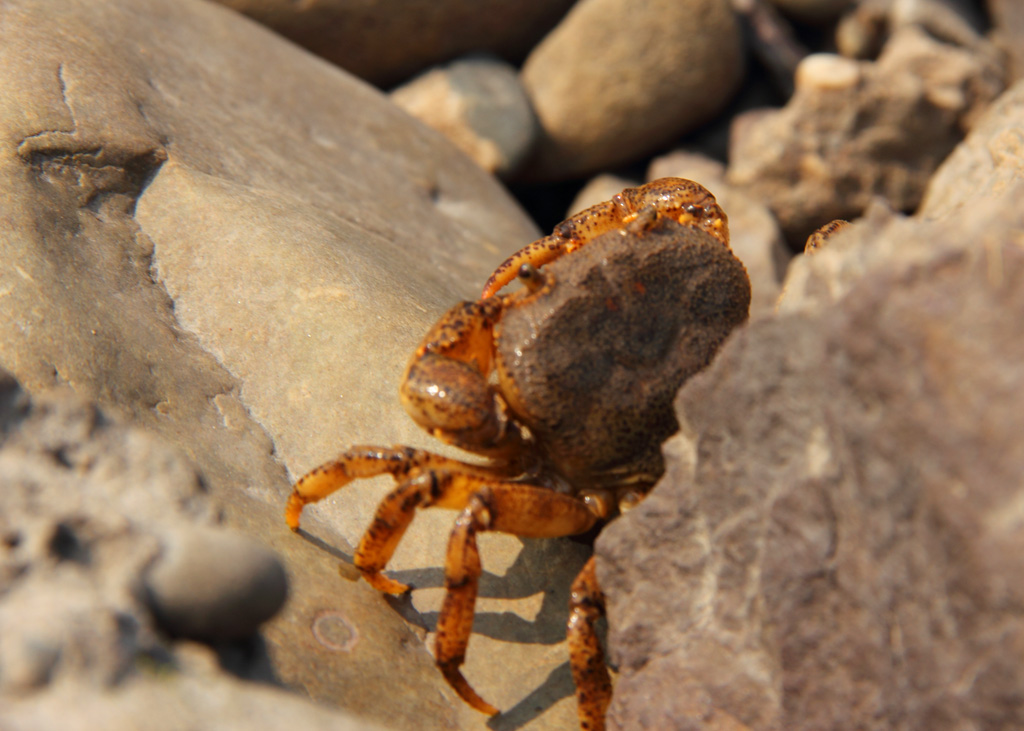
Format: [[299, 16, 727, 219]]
[[481, 177, 731, 298], [301, 457, 602, 713], [568, 556, 612, 731], [285, 446, 506, 531], [436, 483, 600, 714], [803, 219, 850, 253]]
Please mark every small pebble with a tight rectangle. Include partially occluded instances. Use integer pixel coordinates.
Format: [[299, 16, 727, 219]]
[[143, 527, 288, 642], [391, 55, 538, 177], [795, 54, 862, 92]]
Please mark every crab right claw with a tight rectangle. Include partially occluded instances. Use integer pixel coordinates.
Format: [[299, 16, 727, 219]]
[[481, 177, 730, 298]]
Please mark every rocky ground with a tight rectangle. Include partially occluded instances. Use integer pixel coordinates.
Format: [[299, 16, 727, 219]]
[[1, 0, 1021, 729]]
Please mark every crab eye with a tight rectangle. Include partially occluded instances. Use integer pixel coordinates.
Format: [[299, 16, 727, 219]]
[[517, 264, 546, 293]]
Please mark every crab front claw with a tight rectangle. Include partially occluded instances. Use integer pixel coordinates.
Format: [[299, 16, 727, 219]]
[[481, 177, 730, 298]]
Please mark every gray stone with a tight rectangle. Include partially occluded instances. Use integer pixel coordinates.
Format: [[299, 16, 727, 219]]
[[391, 55, 539, 176], [728, 27, 1004, 245], [143, 527, 288, 642], [521, 0, 745, 179], [597, 173, 1024, 729], [210, 0, 576, 88]]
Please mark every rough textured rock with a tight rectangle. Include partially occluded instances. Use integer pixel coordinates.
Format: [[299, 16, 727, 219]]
[[210, 0, 576, 88], [598, 107, 1024, 728], [0, 0, 589, 729], [728, 26, 1004, 245], [0, 373, 376, 730], [647, 152, 788, 319], [521, 0, 745, 180], [391, 55, 539, 176]]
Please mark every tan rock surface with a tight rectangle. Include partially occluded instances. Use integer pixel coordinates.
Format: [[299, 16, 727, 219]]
[[0, 0, 590, 728]]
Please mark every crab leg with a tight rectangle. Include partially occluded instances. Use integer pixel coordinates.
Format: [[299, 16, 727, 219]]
[[481, 177, 730, 298], [285, 447, 505, 531], [436, 483, 600, 714], [352, 469, 502, 594], [803, 218, 849, 253], [568, 556, 612, 731]]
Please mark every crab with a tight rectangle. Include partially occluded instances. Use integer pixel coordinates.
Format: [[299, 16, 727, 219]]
[[285, 178, 752, 731]]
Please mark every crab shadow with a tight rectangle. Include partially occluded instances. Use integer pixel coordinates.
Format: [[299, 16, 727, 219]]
[[386, 534, 594, 644], [295, 525, 601, 728]]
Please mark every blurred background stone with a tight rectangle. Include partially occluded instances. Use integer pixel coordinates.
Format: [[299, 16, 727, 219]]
[[143, 527, 289, 642], [0, 376, 378, 730], [728, 26, 1004, 245], [391, 55, 539, 177], [764, 0, 852, 22], [210, 0, 576, 88], [521, 0, 745, 179], [836, 0, 988, 59]]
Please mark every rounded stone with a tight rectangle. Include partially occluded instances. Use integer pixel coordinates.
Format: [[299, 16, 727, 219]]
[[391, 55, 539, 176], [143, 527, 288, 642], [521, 0, 744, 180]]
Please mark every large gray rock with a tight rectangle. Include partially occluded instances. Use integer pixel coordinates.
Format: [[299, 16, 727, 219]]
[[0, 0, 588, 729], [521, 0, 745, 179], [598, 98, 1024, 728]]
